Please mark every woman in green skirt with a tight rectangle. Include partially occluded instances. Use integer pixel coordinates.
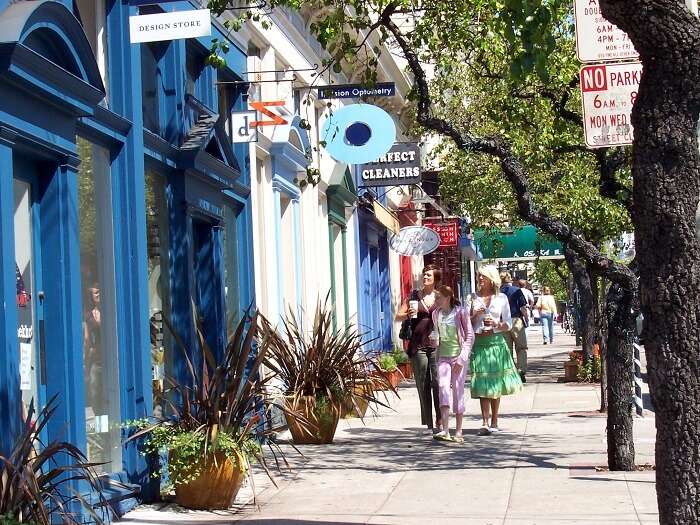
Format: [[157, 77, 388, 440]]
[[470, 265, 523, 435]]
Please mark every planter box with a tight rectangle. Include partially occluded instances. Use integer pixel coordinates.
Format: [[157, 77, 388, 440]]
[[564, 360, 579, 382], [397, 361, 412, 379], [284, 395, 340, 444], [372, 369, 402, 390], [173, 452, 244, 510]]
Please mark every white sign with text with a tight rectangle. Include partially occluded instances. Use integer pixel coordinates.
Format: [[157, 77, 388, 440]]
[[580, 62, 641, 148], [574, 0, 638, 63], [129, 9, 211, 43], [389, 226, 440, 256], [230, 111, 259, 143]]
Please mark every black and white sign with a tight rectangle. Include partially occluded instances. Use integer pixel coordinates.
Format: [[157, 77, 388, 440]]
[[129, 9, 211, 43], [230, 111, 258, 143], [318, 82, 395, 100], [360, 143, 421, 187], [389, 226, 440, 256], [573, 0, 638, 63], [580, 62, 641, 148]]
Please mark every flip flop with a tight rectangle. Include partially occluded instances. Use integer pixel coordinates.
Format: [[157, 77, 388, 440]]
[[453, 434, 464, 443], [433, 431, 453, 442]]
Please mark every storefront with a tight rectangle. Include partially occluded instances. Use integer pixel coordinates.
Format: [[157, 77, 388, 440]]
[[0, 0, 253, 515]]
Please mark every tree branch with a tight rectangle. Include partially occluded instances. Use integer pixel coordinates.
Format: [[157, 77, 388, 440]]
[[381, 4, 636, 289]]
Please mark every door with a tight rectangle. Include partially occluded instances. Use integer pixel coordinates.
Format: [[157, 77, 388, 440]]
[[192, 219, 223, 357], [369, 245, 383, 345], [13, 171, 45, 419]]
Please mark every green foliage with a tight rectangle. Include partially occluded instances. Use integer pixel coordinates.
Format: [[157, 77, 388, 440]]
[[378, 354, 397, 372], [532, 259, 569, 302], [391, 346, 408, 365], [570, 352, 602, 383]]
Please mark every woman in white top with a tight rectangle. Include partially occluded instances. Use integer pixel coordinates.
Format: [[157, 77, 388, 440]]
[[536, 286, 558, 344], [470, 265, 523, 435]]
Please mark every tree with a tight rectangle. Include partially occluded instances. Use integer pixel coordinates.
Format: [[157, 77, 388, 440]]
[[207, 1, 700, 521]]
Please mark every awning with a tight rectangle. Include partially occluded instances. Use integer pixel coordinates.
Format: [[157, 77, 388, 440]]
[[372, 201, 400, 235], [475, 225, 564, 261]]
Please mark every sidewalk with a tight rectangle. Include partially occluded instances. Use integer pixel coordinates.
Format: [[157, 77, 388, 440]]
[[122, 327, 659, 525]]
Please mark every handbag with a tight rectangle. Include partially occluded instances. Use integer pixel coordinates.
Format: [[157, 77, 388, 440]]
[[399, 290, 418, 341]]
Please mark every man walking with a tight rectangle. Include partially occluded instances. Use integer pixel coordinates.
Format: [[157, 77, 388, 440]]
[[518, 279, 535, 321], [500, 272, 529, 383]]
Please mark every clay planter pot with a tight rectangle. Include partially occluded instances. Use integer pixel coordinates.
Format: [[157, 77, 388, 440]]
[[173, 452, 245, 510], [372, 369, 402, 390], [564, 359, 579, 382], [340, 381, 373, 419], [397, 362, 412, 379], [284, 396, 341, 444]]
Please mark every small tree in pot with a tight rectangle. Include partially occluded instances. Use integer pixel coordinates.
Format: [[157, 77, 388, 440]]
[[263, 302, 395, 444], [127, 311, 290, 510]]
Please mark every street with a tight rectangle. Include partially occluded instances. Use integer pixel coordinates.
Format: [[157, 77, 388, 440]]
[[123, 327, 659, 525]]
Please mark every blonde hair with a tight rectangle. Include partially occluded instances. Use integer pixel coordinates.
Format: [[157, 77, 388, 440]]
[[478, 265, 501, 292]]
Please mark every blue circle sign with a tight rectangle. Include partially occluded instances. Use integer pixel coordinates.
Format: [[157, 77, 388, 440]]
[[322, 104, 396, 164]]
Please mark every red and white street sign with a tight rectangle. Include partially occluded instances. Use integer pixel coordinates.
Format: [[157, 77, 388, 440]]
[[573, 0, 638, 63], [580, 62, 642, 148]]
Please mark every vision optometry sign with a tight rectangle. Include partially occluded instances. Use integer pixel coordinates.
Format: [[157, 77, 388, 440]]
[[318, 82, 396, 100], [360, 142, 421, 187], [129, 9, 211, 43], [389, 226, 441, 256]]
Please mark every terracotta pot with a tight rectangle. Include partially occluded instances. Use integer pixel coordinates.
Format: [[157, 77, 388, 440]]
[[173, 452, 245, 510], [340, 381, 373, 419], [564, 360, 579, 382], [284, 395, 341, 444], [397, 362, 412, 379]]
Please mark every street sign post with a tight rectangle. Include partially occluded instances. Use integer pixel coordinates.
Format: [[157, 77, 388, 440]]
[[580, 62, 641, 148], [573, 0, 638, 63]]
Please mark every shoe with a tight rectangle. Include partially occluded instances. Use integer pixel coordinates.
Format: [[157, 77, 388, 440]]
[[478, 425, 491, 436], [489, 426, 501, 433], [520, 372, 527, 383], [433, 431, 453, 442], [453, 434, 464, 444], [543, 341, 548, 345]]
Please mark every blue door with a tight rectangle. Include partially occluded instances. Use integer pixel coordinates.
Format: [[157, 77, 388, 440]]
[[13, 159, 46, 419]]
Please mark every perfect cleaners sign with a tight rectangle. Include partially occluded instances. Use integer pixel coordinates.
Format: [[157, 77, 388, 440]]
[[130, 9, 212, 43], [360, 142, 421, 187]]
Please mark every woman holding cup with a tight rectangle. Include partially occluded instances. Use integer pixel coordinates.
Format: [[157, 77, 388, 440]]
[[396, 264, 442, 433], [470, 265, 523, 435]]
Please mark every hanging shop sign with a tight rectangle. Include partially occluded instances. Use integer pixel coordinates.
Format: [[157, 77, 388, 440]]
[[474, 226, 565, 261], [580, 62, 641, 148], [389, 226, 441, 256], [230, 111, 259, 143], [424, 219, 459, 248], [129, 9, 211, 43], [360, 142, 421, 187], [573, 0, 638, 63], [372, 201, 400, 235], [322, 104, 396, 164], [318, 82, 396, 100], [249, 100, 288, 128]]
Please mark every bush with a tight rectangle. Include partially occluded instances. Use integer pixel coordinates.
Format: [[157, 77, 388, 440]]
[[569, 352, 602, 383], [391, 346, 408, 365], [378, 354, 398, 372]]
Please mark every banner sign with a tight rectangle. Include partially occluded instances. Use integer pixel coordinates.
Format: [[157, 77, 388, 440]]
[[318, 82, 395, 100], [389, 226, 440, 256], [424, 220, 459, 248], [249, 100, 288, 128], [573, 0, 638, 63], [129, 9, 211, 43], [360, 143, 421, 187], [580, 62, 641, 148]]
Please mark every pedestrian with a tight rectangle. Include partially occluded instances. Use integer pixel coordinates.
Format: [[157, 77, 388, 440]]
[[430, 285, 474, 443], [518, 279, 535, 318], [396, 264, 442, 433], [470, 266, 523, 435], [536, 286, 558, 345], [499, 272, 529, 383]]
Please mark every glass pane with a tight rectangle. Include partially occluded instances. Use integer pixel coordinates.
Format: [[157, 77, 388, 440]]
[[280, 196, 297, 313], [222, 204, 240, 336], [14, 180, 38, 418], [141, 44, 160, 133], [77, 137, 121, 473], [145, 171, 172, 419], [332, 225, 345, 324]]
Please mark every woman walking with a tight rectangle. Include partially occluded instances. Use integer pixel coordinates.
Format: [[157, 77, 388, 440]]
[[470, 266, 523, 435], [430, 285, 474, 443], [396, 264, 442, 433], [536, 286, 558, 345]]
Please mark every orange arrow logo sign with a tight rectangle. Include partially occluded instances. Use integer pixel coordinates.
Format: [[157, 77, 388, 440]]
[[249, 100, 288, 127]]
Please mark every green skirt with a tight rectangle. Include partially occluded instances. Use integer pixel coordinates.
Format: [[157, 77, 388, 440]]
[[470, 334, 523, 399]]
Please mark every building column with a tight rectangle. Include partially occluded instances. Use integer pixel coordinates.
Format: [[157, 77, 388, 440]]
[[0, 131, 19, 455], [341, 226, 350, 326]]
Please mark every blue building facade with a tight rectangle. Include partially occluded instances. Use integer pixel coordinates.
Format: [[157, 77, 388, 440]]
[[0, 0, 253, 514]]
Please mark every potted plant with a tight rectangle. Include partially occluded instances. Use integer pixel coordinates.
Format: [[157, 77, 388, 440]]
[[127, 312, 287, 510], [0, 397, 111, 525], [392, 346, 412, 379], [340, 374, 374, 419], [374, 354, 402, 390], [263, 301, 395, 444]]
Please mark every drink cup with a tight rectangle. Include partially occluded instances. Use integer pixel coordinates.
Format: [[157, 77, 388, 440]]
[[409, 300, 419, 318]]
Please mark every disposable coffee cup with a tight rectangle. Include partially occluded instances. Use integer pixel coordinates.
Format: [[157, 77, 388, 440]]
[[409, 300, 419, 318]]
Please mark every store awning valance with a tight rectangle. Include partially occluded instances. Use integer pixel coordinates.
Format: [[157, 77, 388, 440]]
[[475, 225, 564, 261]]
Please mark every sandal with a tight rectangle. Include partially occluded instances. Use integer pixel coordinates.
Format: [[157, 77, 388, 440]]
[[478, 425, 491, 436], [453, 433, 464, 443], [433, 431, 453, 442]]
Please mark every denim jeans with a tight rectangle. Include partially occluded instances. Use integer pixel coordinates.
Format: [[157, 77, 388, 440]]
[[541, 313, 554, 343]]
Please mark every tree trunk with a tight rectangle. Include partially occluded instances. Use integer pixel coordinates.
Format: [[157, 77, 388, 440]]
[[598, 279, 610, 413], [598, 3, 700, 521], [604, 280, 637, 471], [565, 246, 595, 362]]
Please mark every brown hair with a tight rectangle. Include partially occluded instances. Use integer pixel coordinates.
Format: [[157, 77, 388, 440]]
[[423, 264, 442, 283], [436, 285, 459, 308]]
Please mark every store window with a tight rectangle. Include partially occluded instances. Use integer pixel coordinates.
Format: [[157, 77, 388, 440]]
[[330, 223, 346, 325], [77, 137, 121, 473], [279, 195, 297, 314], [222, 204, 240, 336], [145, 171, 172, 418], [141, 43, 164, 133], [75, 0, 109, 101]]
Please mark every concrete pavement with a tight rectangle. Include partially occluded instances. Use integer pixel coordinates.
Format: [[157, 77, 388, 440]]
[[122, 326, 659, 525]]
